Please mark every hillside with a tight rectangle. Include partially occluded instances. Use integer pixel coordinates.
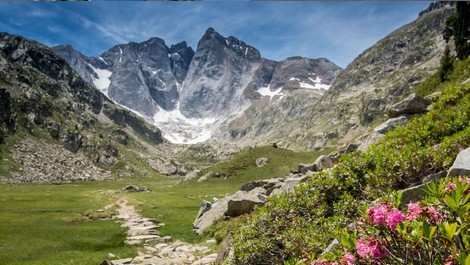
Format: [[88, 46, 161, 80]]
[[226, 57, 470, 264], [0, 32, 168, 183], [218, 5, 455, 150]]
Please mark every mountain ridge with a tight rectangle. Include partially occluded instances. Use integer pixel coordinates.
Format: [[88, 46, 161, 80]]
[[52, 27, 341, 144]]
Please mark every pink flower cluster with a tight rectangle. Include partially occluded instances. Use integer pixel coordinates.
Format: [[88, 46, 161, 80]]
[[458, 176, 470, 185], [356, 236, 388, 259], [340, 252, 355, 265], [366, 203, 404, 230], [366, 201, 444, 230]]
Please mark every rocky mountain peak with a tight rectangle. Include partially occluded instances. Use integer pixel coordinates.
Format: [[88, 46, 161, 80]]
[[198, 27, 226, 49], [226, 35, 261, 60], [419, 1, 455, 17]]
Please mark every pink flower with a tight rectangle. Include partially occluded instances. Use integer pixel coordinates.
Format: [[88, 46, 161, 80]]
[[356, 236, 388, 260], [458, 176, 470, 184], [356, 237, 369, 258], [406, 202, 421, 220], [386, 209, 405, 230], [447, 182, 457, 191], [369, 239, 388, 259], [341, 251, 355, 265], [367, 204, 389, 225], [407, 202, 420, 215], [427, 206, 443, 222]]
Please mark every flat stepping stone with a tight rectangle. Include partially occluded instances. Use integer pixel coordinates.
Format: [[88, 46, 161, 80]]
[[127, 235, 160, 240], [125, 235, 160, 245], [110, 258, 133, 265], [145, 235, 171, 244]]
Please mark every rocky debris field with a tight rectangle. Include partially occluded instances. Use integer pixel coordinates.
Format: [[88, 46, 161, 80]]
[[105, 197, 217, 265], [1, 137, 109, 184]]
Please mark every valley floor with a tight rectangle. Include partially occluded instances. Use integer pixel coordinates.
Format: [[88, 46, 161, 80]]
[[0, 146, 327, 265]]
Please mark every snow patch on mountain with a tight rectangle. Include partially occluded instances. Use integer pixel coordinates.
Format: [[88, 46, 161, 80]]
[[88, 64, 112, 96], [153, 104, 221, 144], [257, 85, 285, 99]]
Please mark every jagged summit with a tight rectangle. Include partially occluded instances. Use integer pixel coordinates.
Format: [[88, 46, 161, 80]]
[[53, 28, 341, 144]]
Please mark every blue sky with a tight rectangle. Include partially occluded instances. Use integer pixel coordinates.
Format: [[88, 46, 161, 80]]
[[0, 1, 431, 68]]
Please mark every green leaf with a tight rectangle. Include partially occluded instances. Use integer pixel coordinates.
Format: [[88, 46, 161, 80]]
[[442, 222, 458, 242], [463, 193, 470, 205], [446, 194, 460, 211], [422, 221, 436, 241]]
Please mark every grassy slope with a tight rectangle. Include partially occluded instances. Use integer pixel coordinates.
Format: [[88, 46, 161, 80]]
[[0, 145, 328, 265], [230, 58, 470, 264]]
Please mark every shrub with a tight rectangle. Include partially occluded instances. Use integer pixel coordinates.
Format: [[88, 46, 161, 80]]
[[306, 177, 470, 265]]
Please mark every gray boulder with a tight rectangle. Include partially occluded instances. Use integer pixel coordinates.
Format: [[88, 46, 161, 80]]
[[388, 93, 431, 118], [255, 157, 268, 167], [226, 188, 267, 217], [193, 188, 267, 234], [357, 132, 386, 151], [193, 197, 229, 234], [298, 163, 316, 174], [374, 116, 410, 134], [374, 116, 411, 134], [196, 200, 212, 219], [400, 183, 427, 207], [270, 175, 310, 197], [121, 185, 149, 192], [182, 169, 200, 181], [447, 147, 470, 177], [197, 172, 212, 183], [314, 155, 334, 171], [240, 178, 282, 194]]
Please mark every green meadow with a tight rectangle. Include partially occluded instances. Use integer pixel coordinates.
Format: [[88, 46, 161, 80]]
[[0, 146, 326, 265]]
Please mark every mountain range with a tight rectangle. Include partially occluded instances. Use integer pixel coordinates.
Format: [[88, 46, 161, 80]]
[[52, 28, 342, 144], [0, 2, 456, 184]]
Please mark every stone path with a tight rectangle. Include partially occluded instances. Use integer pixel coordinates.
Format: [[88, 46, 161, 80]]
[[106, 197, 217, 265]]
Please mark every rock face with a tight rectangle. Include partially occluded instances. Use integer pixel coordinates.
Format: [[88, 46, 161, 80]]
[[179, 28, 260, 119], [52, 4, 452, 149], [0, 32, 164, 183], [447, 147, 470, 177], [387, 93, 431, 118], [53, 39, 194, 117], [53, 28, 341, 144]]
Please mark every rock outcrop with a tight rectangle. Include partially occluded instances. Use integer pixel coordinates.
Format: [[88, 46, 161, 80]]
[[193, 187, 267, 234], [447, 147, 470, 177]]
